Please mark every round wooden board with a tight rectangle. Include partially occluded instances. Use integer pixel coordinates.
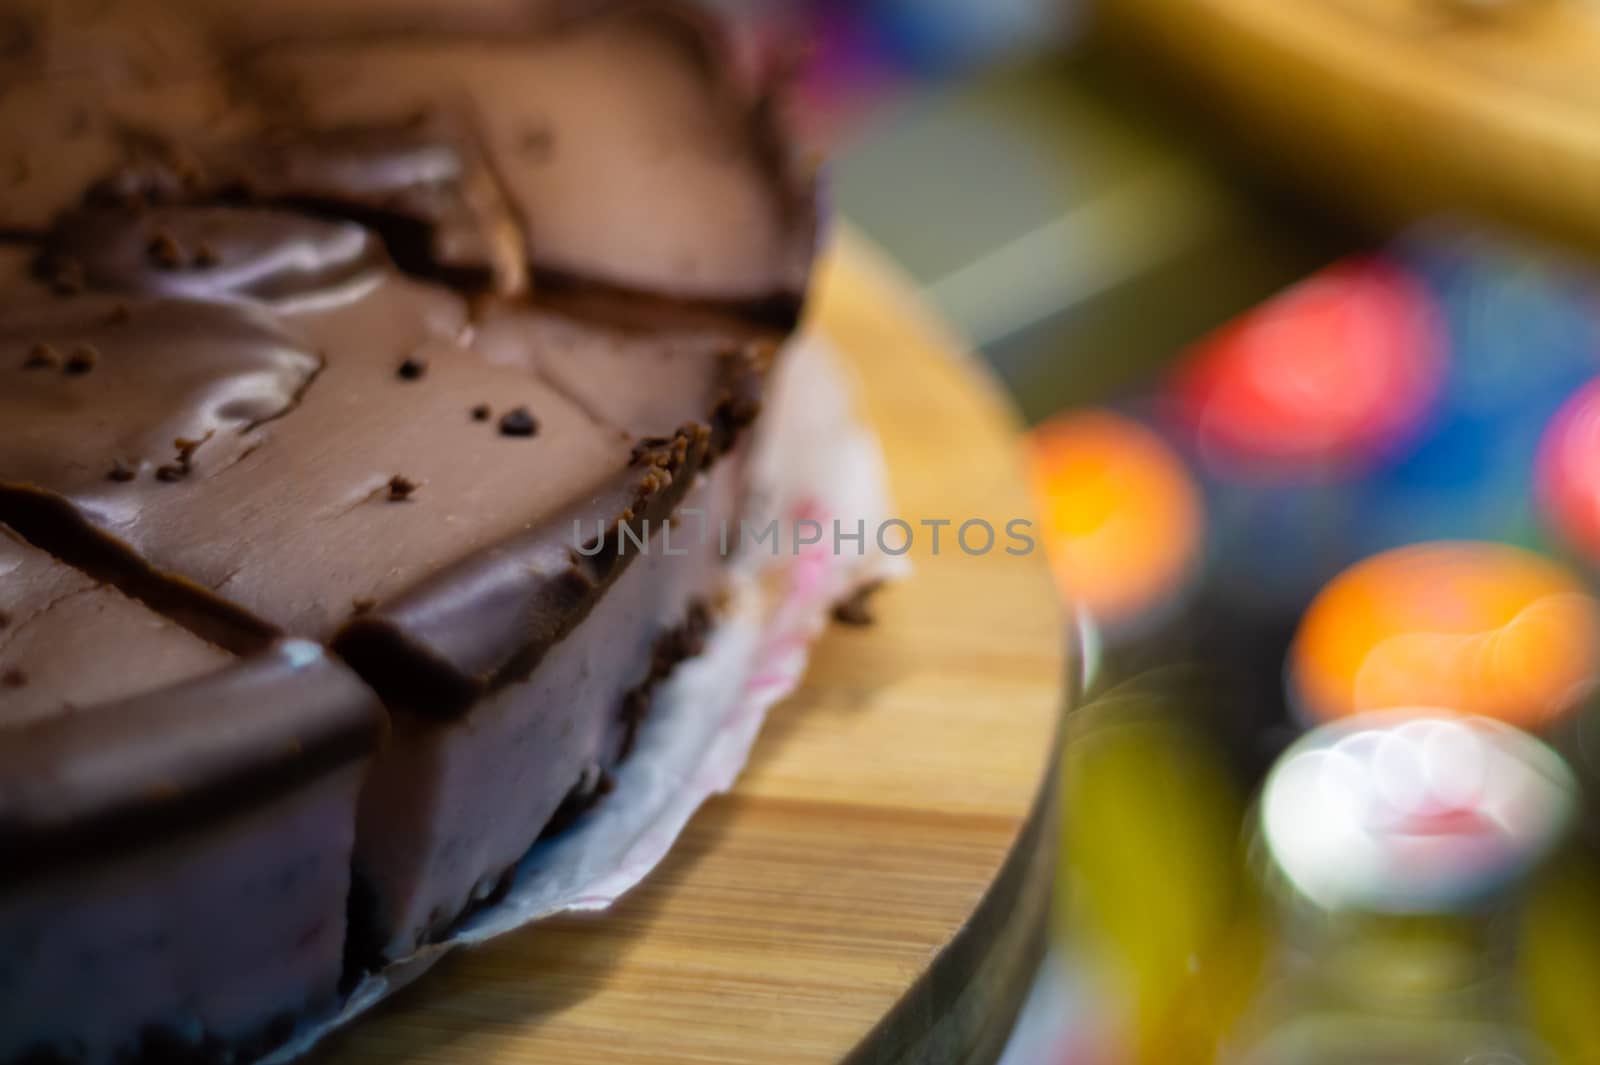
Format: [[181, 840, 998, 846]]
[[316, 230, 1070, 1065], [1099, 0, 1600, 252]]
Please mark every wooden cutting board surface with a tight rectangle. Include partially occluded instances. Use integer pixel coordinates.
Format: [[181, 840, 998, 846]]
[[1100, 0, 1600, 253], [317, 229, 1070, 1065]]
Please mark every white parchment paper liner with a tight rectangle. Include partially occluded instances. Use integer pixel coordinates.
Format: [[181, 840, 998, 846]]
[[265, 334, 907, 1062]]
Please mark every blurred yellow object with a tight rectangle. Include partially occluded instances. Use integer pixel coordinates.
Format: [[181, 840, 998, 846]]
[[1028, 411, 1203, 633], [1522, 850, 1600, 1065], [1291, 542, 1600, 730], [1062, 677, 1260, 1065], [1097, 0, 1600, 258]]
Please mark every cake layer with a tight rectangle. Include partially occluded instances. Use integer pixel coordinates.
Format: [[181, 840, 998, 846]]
[[0, 766, 366, 1065], [353, 459, 738, 960]]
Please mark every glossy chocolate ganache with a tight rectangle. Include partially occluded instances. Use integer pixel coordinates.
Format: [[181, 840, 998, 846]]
[[0, 2, 817, 1062]]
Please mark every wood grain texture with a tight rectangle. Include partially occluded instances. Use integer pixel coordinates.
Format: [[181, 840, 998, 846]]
[[318, 230, 1069, 1065], [1099, 0, 1600, 252]]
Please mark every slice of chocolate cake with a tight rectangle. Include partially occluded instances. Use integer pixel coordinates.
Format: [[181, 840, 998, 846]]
[[0, 2, 817, 1062], [0, 528, 384, 1064]]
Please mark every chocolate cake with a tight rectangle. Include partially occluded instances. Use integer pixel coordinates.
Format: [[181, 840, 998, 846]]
[[0, 2, 817, 1062]]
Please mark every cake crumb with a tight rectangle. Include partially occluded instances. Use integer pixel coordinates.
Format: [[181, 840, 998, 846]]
[[157, 434, 208, 482], [22, 343, 59, 370], [108, 459, 137, 483], [498, 406, 538, 438], [397, 357, 428, 381], [146, 232, 185, 269], [831, 581, 885, 627], [64, 344, 98, 375], [630, 435, 673, 465], [471, 403, 491, 422], [352, 597, 378, 614], [387, 474, 419, 501], [1, 668, 26, 689]]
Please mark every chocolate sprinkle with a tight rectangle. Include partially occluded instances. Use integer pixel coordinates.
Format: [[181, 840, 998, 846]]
[[498, 406, 538, 438], [470, 403, 491, 422], [63, 344, 98, 375], [108, 459, 137, 483], [146, 233, 185, 269], [387, 474, 418, 501], [155, 464, 187, 483], [397, 357, 427, 381], [22, 342, 59, 370]]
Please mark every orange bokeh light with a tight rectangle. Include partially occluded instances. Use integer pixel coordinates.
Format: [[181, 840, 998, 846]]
[[1028, 410, 1203, 632], [1292, 542, 1600, 730]]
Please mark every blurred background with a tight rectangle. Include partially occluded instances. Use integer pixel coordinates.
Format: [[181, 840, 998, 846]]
[[723, 1, 1600, 1062], [728, 0, 1348, 418]]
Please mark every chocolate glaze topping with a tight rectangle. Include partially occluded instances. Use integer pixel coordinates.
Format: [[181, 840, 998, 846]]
[[89, 119, 530, 295], [0, 525, 230, 729], [47, 205, 386, 302], [0, 638, 385, 872], [246, 6, 814, 310], [334, 423, 711, 716], [0, 295, 321, 501], [0, 523, 383, 872], [0, 0, 814, 866]]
